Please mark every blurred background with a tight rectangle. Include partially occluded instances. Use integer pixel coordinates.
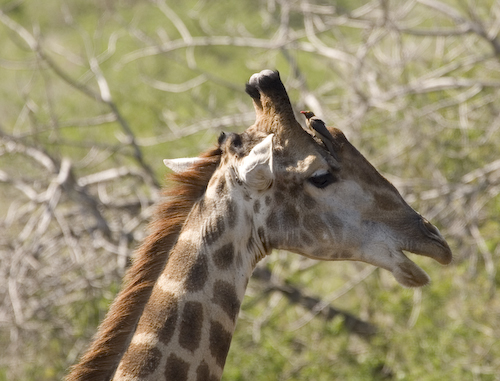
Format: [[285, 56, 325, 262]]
[[1, 0, 499, 379]]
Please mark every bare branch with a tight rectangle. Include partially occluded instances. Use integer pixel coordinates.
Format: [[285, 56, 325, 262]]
[[142, 74, 207, 93], [253, 266, 377, 338]]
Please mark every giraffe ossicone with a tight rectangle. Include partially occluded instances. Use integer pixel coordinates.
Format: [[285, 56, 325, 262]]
[[68, 69, 452, 381]]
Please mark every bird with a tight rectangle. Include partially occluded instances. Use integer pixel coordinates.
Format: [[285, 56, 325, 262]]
[[300, 111, 340, 161]]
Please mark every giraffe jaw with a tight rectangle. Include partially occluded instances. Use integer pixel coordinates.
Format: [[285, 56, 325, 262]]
[[390, 250, 432, 287]]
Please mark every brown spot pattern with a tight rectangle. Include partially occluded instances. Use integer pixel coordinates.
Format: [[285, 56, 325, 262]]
[[185, 254, 209, 292], [119, 345, 162, 378], [136, 292, 178, 346], [216, 176, 226, 194], [325, 213, 343, 230], [196, 361, 210, 381], [246, 234, 256, 253], [226, 199, 238, 226], [303, 214, 328, 238], [204, 215, 226, 246], [253, 199, 261, 213], [165, 241, 197, 280], [212, 280, 241, 321], [288, 181, 302, 197], [196, 361, 218, 381], [266, 212, 279, 231], [235, 247, 243, 268], [274, 190, 285, 200], [165, 241, 209, 292], [281, 207, 299, 230], [257, 226, 270, 252], [178, 302, 204, 352], [164, 353, 190, 381], [300, 231, 314, 246], [245, 212, 252, 225], [303, 194, 316, 209], [209, 320, 233, 368], [213, 243, 235, 269]]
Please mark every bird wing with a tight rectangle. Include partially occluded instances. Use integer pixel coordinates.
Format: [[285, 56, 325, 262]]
[[310, 119, 340, 162]]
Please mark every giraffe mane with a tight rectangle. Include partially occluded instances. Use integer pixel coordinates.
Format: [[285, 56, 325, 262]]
[[66, 147, 222, 381]]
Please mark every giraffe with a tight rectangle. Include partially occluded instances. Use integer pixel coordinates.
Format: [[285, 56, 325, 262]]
[[67, 70, 452, 381]]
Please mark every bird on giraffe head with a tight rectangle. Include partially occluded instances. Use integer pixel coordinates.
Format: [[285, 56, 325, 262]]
[[300, 110, 340, 162]]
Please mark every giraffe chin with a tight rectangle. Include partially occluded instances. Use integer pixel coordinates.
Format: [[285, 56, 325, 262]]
[[391, 251, 431, 288]]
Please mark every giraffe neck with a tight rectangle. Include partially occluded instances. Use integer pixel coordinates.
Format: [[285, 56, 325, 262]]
[[114, 183, 267, 380]]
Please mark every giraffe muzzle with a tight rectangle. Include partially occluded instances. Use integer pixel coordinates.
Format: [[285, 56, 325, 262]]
[[406, 217, 453, 266]]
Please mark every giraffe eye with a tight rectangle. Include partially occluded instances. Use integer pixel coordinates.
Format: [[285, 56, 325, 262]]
[[309, 171, 336, 188]]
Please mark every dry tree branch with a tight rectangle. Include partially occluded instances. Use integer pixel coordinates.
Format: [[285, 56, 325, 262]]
[[252, 266, 377, 338], [0, 10, 159, 188], [117, 34, 356, 69], [141, 74, 208, 93], [417, 0, 500, 54], [137, 112, 256, 146]]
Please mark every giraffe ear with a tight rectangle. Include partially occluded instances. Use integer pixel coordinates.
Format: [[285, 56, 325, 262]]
[[238, 134, 274, 190], [163, 157, 204, 173]]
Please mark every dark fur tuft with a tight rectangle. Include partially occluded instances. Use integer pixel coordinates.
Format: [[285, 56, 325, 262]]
[[245, 83, 261, 100], [218, 131, 227, 145], [255, 70, 283, 92]]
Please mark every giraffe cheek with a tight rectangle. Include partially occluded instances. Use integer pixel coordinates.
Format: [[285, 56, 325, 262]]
[[300, 231, 314, 247], [309, 246, 356, 260]]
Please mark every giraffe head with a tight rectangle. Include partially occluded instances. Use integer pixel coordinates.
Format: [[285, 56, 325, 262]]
[[165, 70, 452, 288]]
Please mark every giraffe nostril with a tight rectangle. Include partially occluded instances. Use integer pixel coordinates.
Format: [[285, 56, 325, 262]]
[[420, 218, 442, 240], [415, 217, 452, 265]]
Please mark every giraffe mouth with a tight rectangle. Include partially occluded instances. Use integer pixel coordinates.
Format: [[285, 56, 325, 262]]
[[391, 250, 434, 287], [392, 220, 452, 287]]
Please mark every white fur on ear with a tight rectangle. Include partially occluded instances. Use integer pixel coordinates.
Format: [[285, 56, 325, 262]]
[[163, 157, 203, 173], [238, 134, 274, 190]]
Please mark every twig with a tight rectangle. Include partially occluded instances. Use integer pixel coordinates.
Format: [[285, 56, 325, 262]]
[[252, 267, 377, 338]]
